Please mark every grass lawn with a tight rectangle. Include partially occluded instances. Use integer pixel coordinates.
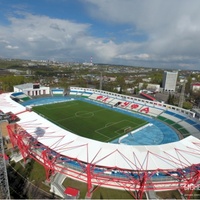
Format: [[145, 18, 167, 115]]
[[11, 160, 50, 192], [32, 100, 147, 142], [156, 190, 181, 199], [183, 190, 200, 199], [62, 177, 139, 199]]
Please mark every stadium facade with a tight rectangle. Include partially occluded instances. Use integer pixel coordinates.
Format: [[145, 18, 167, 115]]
[[13, 83, 50, 96], [1, 86, 200, 199]]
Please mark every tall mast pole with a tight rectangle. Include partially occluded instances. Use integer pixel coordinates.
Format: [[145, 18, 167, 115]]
[[0, 121, 10, 199]]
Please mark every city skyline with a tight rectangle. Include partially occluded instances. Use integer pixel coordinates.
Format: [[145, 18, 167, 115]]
[[0, 0, 200, 70]]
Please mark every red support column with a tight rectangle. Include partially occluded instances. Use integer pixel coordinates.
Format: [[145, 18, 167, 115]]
[[136, 172, 148, 199], [7, 124, 30, 163], [181, 169, 200, 200], [41, 149, 55, 181], [7, 124, 18, 147], [86, 163, 93, 198], [16, 134, 29, 163]]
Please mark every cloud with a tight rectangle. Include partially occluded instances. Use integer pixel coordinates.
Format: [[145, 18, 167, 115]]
[[1, 1, 200, 70], [0, 12, 92, 60], [5, 45, 19, 49], [0, 40, 9, 44], [83, 0, 200, 69], [115, 53, 150, 63], [0, 11, 141, 64]]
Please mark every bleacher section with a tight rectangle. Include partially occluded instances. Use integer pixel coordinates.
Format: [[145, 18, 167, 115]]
[[126, 103, 143, 112], [69, 87, 200, 139], [158, 110, 200, 138], [10, 92, 31, 102], [118, 101, 131, 108], [160, 112, 182, 123], [184, 118, 200, 131], [143, 107, 164, 117], [108, 99, 123, 106], [69, 89, 77, 96], [179, 121, 200, 133], [165, 110, 187, 120], [157, 115, 190, 138], [89, 93, 113, 103], [69, 89, 93, 98], [88, 93, 99, 100], [82, 91, 93, 98], [51, 89, 64, 96], [88, 94, 165, 117]]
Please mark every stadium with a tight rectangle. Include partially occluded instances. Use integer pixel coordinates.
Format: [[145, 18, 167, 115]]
[[1, 86, 200, 199]]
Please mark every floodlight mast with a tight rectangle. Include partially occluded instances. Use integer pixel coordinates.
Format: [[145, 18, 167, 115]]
[[99, 71, 103, 90], [178, 80, 186, 108]]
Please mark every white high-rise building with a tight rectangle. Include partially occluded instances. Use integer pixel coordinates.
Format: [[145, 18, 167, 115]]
[[162, 71, 178, 92]]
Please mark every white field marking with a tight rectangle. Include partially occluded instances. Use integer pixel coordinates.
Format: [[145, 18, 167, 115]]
[[95, 131, 111, 140], [74, 107, 106, 118], [104, 131, 127, 142], [102, 120, 148, 142], [75, 111, 94, 118], [56, 107, 105, 122], [94, 120, 127, 140], [105, 122, 116, 127], [95, 120, 137, 139], [101, 120, 127, 130], [114, 120, 139, 135], [56, 114, 77, 122], [43, 102, 79, 110], [105, 128, 133, 142], [104, 119, 136, 128]]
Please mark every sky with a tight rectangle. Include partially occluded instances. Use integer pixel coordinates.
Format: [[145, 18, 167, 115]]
[[0, 0, 200, 70]]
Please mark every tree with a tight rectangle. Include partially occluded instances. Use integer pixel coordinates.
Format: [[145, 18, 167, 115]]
[[134, 87, 139, 94], [191, 90, 200, 107], [150, 72, 163, 85], [167, 93, 175, 105], [142, 82, 148, 89], [167, 93, 172, 104], [0, 75, 25, 92], [185, 76, 192, 94], [183, 101, 193, 109], [116, 75, 126, 94]]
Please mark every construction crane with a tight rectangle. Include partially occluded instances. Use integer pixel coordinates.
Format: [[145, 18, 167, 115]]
[[0, 121, 10, 199]]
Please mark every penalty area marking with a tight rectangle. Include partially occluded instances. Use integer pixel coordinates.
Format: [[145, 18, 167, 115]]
[[96, 120, 138, 139], [56, 109, 94, 122]]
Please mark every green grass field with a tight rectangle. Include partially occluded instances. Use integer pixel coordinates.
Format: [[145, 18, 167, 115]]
[[32, 100, 147, 142]]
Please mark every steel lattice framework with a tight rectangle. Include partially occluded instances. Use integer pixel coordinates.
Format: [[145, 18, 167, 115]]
[[1, 89, 200, 199], [0, 121, 10, 200], [7, 123, 200, 199]]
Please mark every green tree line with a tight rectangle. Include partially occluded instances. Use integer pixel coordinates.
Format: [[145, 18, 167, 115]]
[[0, 75, 25, 92]]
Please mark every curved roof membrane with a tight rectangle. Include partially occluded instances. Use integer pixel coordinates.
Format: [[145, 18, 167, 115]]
[[1, 92, 200, 171]]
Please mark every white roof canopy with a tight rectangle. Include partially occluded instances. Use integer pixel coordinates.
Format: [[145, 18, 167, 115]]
[[1, 93, 200, 171]]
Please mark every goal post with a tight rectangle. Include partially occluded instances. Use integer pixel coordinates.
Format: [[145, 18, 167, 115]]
[[124, 126, 132, 133]]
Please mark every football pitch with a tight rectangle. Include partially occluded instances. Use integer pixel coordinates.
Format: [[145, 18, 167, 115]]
[[32, 100, 147, 142]]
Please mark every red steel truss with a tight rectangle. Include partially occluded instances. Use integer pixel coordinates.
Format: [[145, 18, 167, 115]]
[[7, 123, 200, 199]]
